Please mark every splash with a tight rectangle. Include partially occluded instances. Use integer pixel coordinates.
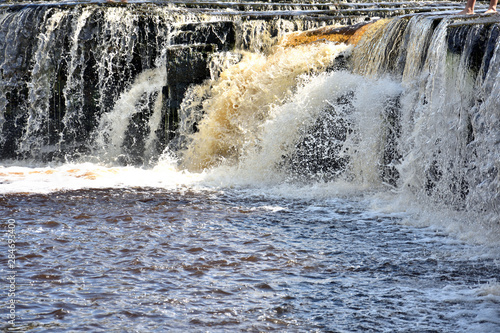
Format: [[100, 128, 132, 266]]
[[93, 66, 166, 165], [231, 70, 402, 185], [179, 41, 352, 171]]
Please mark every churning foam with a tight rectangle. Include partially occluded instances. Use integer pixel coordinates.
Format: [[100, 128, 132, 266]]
[[213, 70, 402, 186], [2, 17, 499, 246], [0, 156, 202, 194], [179, 42, 353, 171]]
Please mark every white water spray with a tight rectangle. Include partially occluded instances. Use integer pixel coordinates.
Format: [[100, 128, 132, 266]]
[[93, 67, 166, 163]]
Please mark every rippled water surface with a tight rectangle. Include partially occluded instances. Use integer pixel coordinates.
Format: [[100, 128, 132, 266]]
[[1, 187, 499, 332]]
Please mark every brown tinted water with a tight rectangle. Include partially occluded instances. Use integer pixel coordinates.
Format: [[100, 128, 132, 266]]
[[2, 186, 499, 332]]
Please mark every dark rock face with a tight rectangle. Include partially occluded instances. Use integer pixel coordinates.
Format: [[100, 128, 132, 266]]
[[163, 20, 236, 144], [164, 44, 217, 142], [171, 21, 236, 49], [283, 91, 354, 183]]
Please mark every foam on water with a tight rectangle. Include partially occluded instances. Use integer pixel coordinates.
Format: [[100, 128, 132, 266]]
[[0, 157, 202, 194], [1, 30, 499, 247], [2, 7, 500, 332]]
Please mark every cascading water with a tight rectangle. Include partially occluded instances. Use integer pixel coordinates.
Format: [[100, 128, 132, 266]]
[[178, 41, 353, 171], [175, 12, 500, 237], [1, 5, 178, 162], [0, 3, 336, 163], [1, 3, 500, 332], [351, 14, 500, 232]]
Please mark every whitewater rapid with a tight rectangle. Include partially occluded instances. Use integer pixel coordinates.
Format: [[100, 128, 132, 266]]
[[1, 52, 500, 246]]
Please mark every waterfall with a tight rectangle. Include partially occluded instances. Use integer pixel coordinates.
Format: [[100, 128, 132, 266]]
[[171, 12, 500, 234], [350, 13, 500, 228], [0, 3, 336, 163]]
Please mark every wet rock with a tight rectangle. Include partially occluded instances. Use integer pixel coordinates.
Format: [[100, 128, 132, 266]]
[[171, 21, 235, 51], [279, 20, 376, 47], [165, 43, 216, 114]]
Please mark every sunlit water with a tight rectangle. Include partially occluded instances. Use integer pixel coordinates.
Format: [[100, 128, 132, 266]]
[[1, 6, 500, 332], [1, 164, 500, 332]]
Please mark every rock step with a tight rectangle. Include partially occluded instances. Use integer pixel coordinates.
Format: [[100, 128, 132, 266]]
[[168, 0, 464, 18], [0, 1, 466, 20]]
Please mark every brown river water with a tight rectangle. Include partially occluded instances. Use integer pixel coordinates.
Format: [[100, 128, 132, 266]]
[[1, 181, 500, 332]]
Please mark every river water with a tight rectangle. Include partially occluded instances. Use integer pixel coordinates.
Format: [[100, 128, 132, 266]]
[[1, 162, 500, 332]]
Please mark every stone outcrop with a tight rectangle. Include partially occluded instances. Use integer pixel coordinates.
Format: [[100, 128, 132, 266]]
[[279, 20, 376, 47]]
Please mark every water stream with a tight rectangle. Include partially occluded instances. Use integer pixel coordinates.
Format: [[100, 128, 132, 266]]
[[1, 3, 499, 332]]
